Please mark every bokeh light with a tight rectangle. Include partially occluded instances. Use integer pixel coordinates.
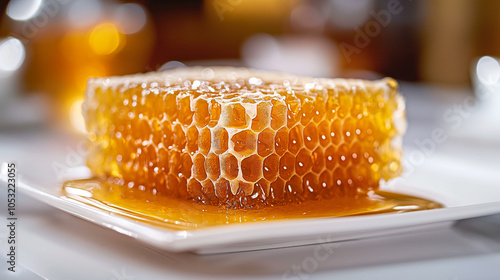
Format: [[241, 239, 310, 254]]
[[69, 99, 86, 133], [477, 56, 500, 85], [6, 0, 42, 21], [88, 23, 123, 55], [114, 3, 147, 34], [0, 37, 26, 76], [325, 0, 373, 29], [67, 0, 103, 28], [159, 60, 186, 71]]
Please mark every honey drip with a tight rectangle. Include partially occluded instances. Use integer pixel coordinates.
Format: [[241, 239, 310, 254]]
[[62, 179, 442, 230]]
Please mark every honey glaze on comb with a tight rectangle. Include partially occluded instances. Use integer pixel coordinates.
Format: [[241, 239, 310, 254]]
[[62, 178, 442, 230], [83, 68, 406, 208]]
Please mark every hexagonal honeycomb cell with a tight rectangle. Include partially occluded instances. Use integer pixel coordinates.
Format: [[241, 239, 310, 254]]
[[83, 67, 406, 209]]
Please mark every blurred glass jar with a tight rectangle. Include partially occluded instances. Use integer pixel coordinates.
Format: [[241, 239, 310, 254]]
[[1, 0, 155, 132]]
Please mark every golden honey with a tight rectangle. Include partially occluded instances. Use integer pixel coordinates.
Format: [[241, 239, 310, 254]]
[[83, 67, 406, 208], [62, 178, 442, 230]]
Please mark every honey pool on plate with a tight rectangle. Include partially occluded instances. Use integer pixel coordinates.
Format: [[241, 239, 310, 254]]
[[62, 178, 442, 230]]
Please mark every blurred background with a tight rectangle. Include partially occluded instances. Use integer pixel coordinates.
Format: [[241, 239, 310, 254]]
[[2, 2, 500, 278], [0, 0, 499, 133]]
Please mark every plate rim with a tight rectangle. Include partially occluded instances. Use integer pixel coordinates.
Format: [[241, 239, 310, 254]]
[[3, 174, 500, 252]]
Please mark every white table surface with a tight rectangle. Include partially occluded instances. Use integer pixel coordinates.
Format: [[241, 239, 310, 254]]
[[1, 82, 500, 280]]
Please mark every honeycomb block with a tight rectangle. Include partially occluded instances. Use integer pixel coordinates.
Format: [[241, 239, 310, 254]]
[[83, 67, 406, 208]]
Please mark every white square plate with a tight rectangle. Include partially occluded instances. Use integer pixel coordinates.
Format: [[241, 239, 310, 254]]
[[2, 152, 500, 254]]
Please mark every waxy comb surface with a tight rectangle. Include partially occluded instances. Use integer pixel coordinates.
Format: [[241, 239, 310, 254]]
[[83, 67, 406, 208]]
